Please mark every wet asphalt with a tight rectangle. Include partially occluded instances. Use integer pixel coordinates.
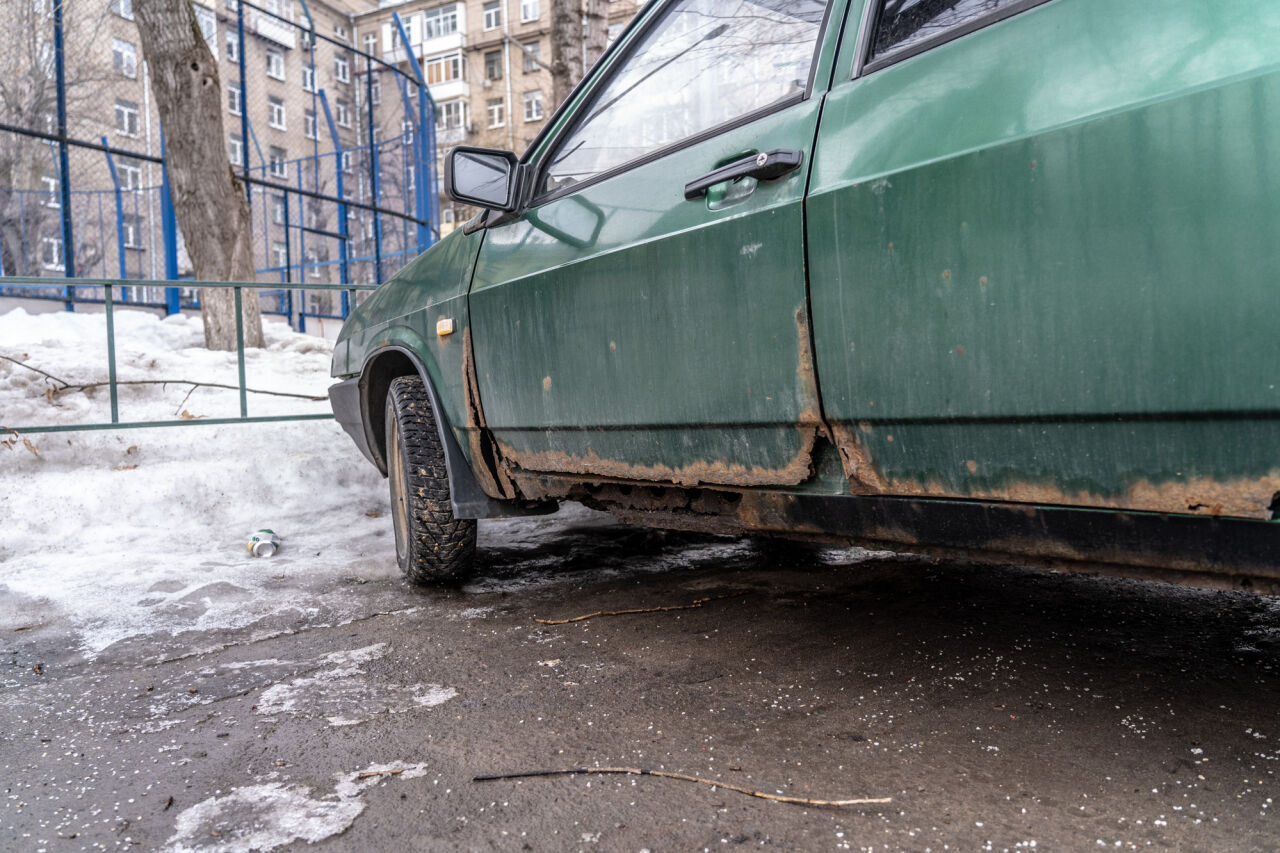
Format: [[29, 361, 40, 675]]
[[2, 507, 1279, 852]]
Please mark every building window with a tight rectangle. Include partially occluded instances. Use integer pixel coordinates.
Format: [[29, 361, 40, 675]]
[[40, 175, 59, 208], [522, 39, 540, 72], [41, 236, 64, 271], [305, 248, 321, 278], [520, 0, 538, 22], [110, 0, 133, 21], [114, 99, 140, 136], [423, 4, 458, 38], [436, 99, 465, 130], [229, 135, 244, 166], [269, 146, 288, 179], [271, 240, 288, 268], [112, 38, 137, 78], [266, 48, 285, 80], [334, 23, 348, 42], [304, 109, 317, 140], [522, 89, 543, 122], [486, 97, 505, 128], [225, 31, 238, 63], [302, 64, 315, 92], [362, 32, 377, 56], [334, 54, 350, 83], [121, 214, 143, 250], [194, 7, 217, 57], [370, 71, 381, 104], [268, 96, 286, 130], [261, 0, 291, 19], [118, 158, 142, 190], [484, 49, 502, 81], [425, 51, 463, 85], [227, 83, 242, 116], [401, 118, 414, 146], [483, 1, 501, 30], [334, 99, 351, 128], [271, 194, 286, 225], [340, 150, 353, 173]]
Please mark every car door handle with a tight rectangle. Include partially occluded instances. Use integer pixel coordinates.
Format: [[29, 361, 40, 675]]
[[683, 149, 805, 201]]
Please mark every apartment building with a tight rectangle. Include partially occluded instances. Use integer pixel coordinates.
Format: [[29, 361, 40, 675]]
[[2, 0, 638, 288], [351, 0, 639, 231]]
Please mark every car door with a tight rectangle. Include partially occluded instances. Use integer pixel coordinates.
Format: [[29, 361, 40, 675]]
[[807, 0, 1280, 519], [467, 0, 845, 489]]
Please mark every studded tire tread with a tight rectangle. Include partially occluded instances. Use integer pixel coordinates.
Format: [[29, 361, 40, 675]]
[[386, 375, 477, 585]]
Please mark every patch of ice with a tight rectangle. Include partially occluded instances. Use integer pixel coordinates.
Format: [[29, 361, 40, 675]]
[[164, 762, 428, 852], [255, 644, 455, 725], [164, 782, 363, 853], [413, 685, 458, 707]]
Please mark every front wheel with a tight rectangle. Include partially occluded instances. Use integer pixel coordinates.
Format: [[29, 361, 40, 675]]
[[385, 375, 477, 585]]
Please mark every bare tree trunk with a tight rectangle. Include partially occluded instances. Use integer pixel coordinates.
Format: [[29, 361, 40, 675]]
[[550, 0, 584, 109], [583, 0, 608, 72], [133, 0, 264, 351]]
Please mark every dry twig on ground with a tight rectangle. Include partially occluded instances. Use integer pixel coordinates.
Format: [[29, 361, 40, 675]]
[[474, 766, 891, 807], [534, 592, 748, 625]]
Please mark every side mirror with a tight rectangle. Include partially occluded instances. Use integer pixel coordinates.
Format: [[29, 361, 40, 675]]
[[444, 146, 519, 211]]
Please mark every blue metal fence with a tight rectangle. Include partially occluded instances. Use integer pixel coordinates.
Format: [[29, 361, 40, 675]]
[[0, 0, 437, 328]]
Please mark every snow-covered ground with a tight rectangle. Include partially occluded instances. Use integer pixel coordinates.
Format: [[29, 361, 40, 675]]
[[0, 305, 397, 656]]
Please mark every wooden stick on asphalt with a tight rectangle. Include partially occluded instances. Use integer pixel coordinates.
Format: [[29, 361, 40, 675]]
[[357, 768, 407, 780], [473, 766, 891, 807], [533, 592, 748, 625]]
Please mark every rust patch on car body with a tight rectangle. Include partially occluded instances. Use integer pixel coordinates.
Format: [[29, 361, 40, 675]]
[[462, 329, 517, 500], [882, 473, 1280, 521], [495, 431, 819, 489], [495, 307, 826, 490], [829, 421, 889, 494]]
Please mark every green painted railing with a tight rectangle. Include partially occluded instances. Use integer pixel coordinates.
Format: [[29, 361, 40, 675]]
[[1, 277, 376, 435]]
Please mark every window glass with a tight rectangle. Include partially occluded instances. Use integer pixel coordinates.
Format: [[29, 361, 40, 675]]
[[424, 5, 459, 37], [869, 0, 1024, 62], [522, 40, 540, 72], [540, 0, 828, 196]]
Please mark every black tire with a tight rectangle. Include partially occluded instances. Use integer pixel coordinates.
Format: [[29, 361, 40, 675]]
[[385, 375, 477, 585]]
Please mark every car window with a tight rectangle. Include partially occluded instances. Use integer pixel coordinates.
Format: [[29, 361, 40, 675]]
[[539, 0, 830, 198], [868, 0, 1038, 64]]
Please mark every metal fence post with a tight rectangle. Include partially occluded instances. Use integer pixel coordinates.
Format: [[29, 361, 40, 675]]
[[101, 139, 128, 281], [160, 130, 180, 314], [53, 0, 76, 307], [392, 12, 435, 254], [318, 91, 350, 288], [234, 286, 248, 418], [236, 2, 252, 205], [103, 280, 119, 424], [366, 57, 382, 285]]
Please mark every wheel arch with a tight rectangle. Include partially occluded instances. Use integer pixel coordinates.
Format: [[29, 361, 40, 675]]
[[359, 345, 551, 520]]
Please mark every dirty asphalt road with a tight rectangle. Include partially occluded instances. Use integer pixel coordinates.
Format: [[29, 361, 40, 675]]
[[2, 506, 1278, 852]]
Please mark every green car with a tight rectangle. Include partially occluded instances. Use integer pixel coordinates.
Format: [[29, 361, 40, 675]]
[[330, 0, 1280, 590]]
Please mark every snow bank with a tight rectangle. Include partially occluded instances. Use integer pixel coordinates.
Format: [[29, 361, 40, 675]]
[[0, 306, 394, 655]]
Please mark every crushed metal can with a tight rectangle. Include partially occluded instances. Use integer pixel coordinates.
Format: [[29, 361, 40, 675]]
[[248, 529, 282, 558]]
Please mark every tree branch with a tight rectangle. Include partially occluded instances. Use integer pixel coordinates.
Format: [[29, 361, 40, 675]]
[[0, 353, 70, 387], [474, 766, 892, 807]]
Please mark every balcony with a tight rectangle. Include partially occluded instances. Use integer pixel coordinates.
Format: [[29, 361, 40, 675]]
[[419, 31, 465, 56], [436, 125, 467, 146], [253, 12, 297, 49], [427, 79, 469, 102], [384, 32, 466, 68]]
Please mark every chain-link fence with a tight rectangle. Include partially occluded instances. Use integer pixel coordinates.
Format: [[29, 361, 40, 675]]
[[0, 0, 437, 332]]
